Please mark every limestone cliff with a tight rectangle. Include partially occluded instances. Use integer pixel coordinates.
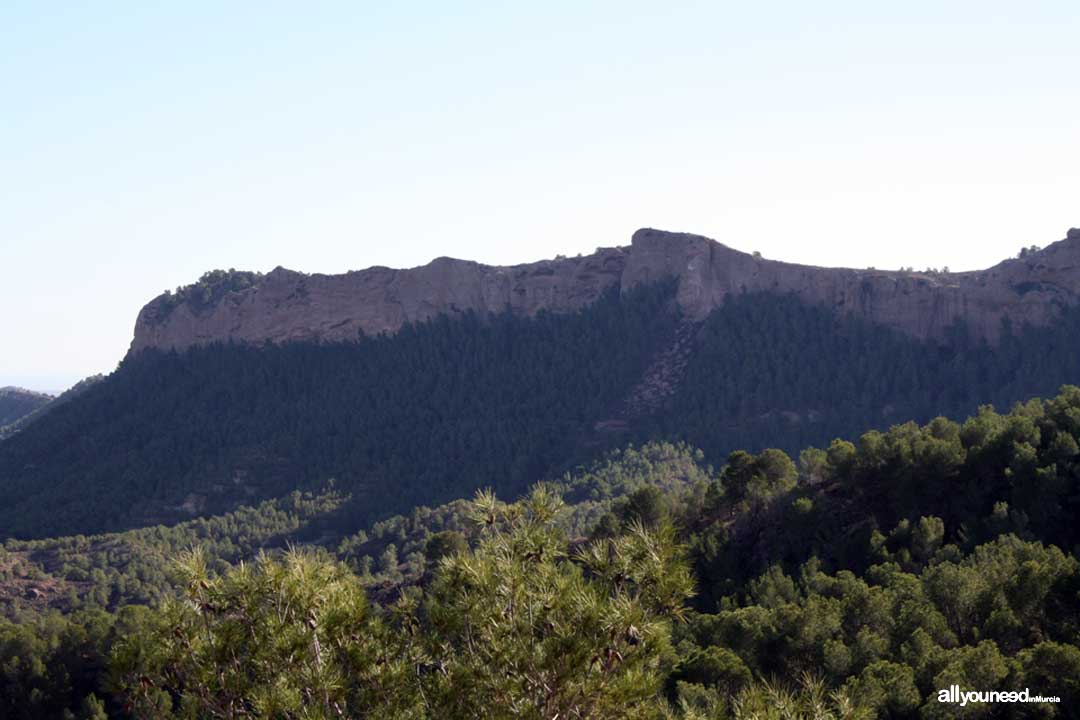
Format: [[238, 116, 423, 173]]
[[130, 227, 1080, 353]]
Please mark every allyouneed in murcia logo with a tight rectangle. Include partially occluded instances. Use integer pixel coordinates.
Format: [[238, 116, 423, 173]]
[[937, 685, 1060, 706]]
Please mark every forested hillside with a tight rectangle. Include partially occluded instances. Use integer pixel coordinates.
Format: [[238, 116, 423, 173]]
[[0, 387, 52, 432], [0, 376, 103, 440], [652, 291, 1080, 463], [3, 390, 1080, 717], [6, 284, 1080, 542], [0, 442, 709, 618], [0, 282, 678, 538]]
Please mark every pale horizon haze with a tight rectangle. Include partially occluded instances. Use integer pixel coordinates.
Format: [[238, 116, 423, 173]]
[[2, 1, 1078, 392]]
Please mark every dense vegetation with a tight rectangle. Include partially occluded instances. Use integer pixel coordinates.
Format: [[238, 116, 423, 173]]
[[0, 282, 678, 538], [3, 388, 1080, 717], [7, 288, 1080, 543], [655, 292, 1080, 461], [115, 488, 695, 719], [0, 386, 52, 432], [0, 442, 703, 619], [155, 269, 265, 313], [0, 490, 347, 617], [0, 375, 103, 440]]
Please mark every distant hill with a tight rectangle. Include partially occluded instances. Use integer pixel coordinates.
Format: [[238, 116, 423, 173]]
[[0, 375, 103, 440], [0, 387, 52, 429]]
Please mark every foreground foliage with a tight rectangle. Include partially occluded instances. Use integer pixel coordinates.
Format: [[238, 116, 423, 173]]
[[114, 487, 695, 719]]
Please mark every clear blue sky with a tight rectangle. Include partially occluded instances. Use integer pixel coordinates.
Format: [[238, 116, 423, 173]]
[[2, 1, 1078, 392]]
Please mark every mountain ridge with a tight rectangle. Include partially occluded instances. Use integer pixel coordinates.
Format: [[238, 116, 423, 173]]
[[131, 227, 1080, 353], [0, 386, 53, 430], [0, 375, 104, 440]]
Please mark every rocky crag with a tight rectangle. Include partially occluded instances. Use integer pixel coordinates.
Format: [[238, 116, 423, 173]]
[[131, 227, 1080, 353]]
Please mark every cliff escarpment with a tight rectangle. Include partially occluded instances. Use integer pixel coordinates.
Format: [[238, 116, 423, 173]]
[[131, 227, 1080, 353]]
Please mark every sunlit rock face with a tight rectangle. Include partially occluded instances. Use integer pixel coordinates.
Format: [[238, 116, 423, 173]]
[[131, 227, 1080, 353]]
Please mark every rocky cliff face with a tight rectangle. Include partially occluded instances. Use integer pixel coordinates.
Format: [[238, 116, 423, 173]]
[[131, 228, 1080, 353]]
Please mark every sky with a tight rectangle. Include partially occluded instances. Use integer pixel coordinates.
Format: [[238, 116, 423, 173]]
[[2, 1, 1078, 392]]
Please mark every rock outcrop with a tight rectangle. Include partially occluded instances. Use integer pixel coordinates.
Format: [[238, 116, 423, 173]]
[[130, 227, 1080, 353]]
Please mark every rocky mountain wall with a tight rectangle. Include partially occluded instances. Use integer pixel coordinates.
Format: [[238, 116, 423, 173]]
[[130, 227, 1080, 353]]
